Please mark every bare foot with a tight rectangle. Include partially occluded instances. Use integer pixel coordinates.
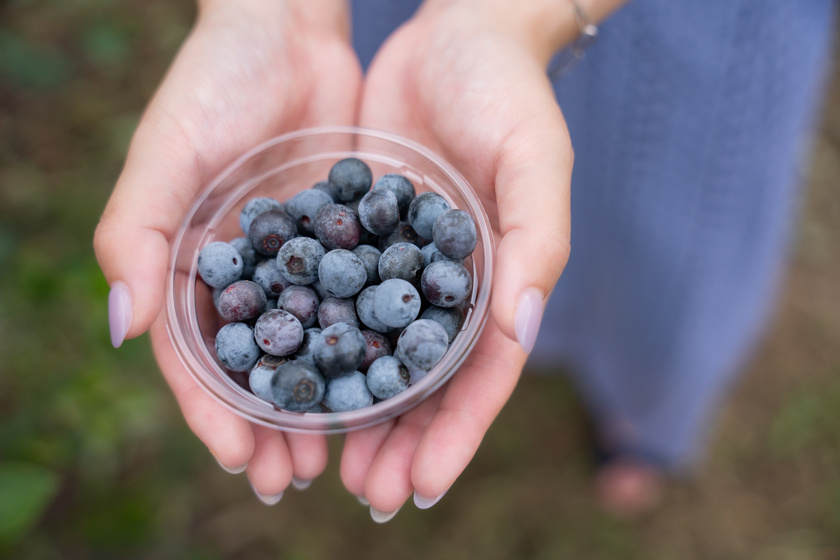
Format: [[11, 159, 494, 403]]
[[595, 459, 663, 517]]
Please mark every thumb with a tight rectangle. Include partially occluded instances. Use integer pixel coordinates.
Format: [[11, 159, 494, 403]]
[[490, 102, 572, 353], [94, 112, 206, 347]]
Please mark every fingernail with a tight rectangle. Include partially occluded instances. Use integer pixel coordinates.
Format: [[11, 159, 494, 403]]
[[514, 287, 544, 354], [356, 495, 369, 506], [413, 488, 448, 510], [215, 456, 247, 474], [108, 281, 132, 348], [370, 505, 400, 523], [252, 485, 284, 506], [291, 477, 312, 491]]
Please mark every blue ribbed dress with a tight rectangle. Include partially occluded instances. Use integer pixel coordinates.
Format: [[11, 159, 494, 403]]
[[351, 0, 837, 471]]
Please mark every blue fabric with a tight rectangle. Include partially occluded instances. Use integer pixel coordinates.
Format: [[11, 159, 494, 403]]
[[350, 0, 837, 470]]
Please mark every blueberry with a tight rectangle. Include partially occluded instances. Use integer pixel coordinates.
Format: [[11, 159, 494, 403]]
[[378, 221, 423, 251], [359, 329, 392, 372], [311, 180, 336, 202], [215, 322, 261, 372], [318, 297, 359, 329], [230, 237, 259, 279], [373, 174, 416, 219], [358, 188, 400, 236], [395, 319, 449, 371], [284, 189, 333, 235], [408, 192, 450, 239], [276, 236, 325, 285], [373, 278, 421, 328], [313, 204, 361, 250], [366, 356, 410, 400], [248, 209, 297, 257], [213, 287, 224, 314], [312, 322, 366, 378], [328, 158, 372, 202], [351, 244, 382, 286], [355, 285, 394, 333], [264, 297, 277, 311], [198, 241, 243, 289], [378, 242, 424, 284], [276, 285, 320, 329], [420, 260, 473, 308], [252, 258, 291, 298], [271, 360, 326, 412], [250, 354, 292, 402], [432, 209, 477, 259], [310, 280, 331, 301], [240, 197, 283, 235], [294, 327, 322, 362], [323, 371, 373, 412], [420, 305, 465, 343], [217, 280, 268, 322], [254, 309, 304, 356], [318, 249, 367, 298], [420, 241, 463, 268]]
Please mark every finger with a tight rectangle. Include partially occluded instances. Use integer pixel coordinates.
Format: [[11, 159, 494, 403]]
[[362, 393, 443, 516], [150, 317, 256, 470], [246, 425, 293, 504], [339, 420, 395, 500], [411, 324, 525, 504], [488, 77, 572, 353], [284, 432, 329, 489]]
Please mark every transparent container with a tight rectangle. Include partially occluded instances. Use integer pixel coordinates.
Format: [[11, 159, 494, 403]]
[[165, 126, 493, 434]]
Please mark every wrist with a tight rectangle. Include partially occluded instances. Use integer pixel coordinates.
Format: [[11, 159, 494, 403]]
[[417, 0, 626, 63], [197, 0, 351, 41]]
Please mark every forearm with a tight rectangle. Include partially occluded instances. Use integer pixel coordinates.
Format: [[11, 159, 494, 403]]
[[196, 0, 352, 40], [416, 0, 631, 63]]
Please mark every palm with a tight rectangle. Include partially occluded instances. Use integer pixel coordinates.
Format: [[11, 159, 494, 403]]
[[133, 3, 363, 493], [341, 15, 572, 513]]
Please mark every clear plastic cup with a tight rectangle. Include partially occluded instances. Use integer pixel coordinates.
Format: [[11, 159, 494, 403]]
[[165, 126, 493, 434]]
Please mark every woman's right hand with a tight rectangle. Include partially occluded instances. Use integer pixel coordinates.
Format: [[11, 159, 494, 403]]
[[93, 0, 361, 501]]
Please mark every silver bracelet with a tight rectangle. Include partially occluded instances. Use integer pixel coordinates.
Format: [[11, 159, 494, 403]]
[[548, 0, 598, 79]]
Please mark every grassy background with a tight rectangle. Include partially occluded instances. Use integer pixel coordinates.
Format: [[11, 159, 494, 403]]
[[1, 1, 838, 558]]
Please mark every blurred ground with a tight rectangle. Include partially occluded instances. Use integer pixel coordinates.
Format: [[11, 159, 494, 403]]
[[0, 1, 838, 559]]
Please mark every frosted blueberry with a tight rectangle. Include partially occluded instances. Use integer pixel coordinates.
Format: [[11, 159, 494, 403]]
[[328, 158, 372, 202], [373, 278, 421, 328], [198, 241, 243, 289], [271, 360, 326, 412], [395, 319, 449, 371], [323, 371, 373, 412], [366, 356, 410, 400], [408, 192, 450, 239], [276, 236, 325, 285], [240, 197, 283, 235], [318, 249, 367, 298], [254, 309, 304, 356], [215, 322, 261, 372]]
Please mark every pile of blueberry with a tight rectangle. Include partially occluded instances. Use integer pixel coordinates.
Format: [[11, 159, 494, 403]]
[[197, 158, 478, 413]]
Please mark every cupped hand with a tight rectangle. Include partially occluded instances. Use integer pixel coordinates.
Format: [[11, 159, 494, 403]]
[[94, 0, 362, 499], [340, 1, 574, 518]]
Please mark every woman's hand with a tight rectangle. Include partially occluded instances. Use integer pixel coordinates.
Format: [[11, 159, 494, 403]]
[[94, 0, 362, 500], [341, 0, 576, 519]]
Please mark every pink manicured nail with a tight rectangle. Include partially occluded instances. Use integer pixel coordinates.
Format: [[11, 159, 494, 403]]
[[413, 488, 448, 510], [214, 456, 247, 474], [291, 477, 312, 491], [250, 481, 284, 506], [514, 287, 544, 353], [370, 505, 400, 523], [108, 281, 132, 348]]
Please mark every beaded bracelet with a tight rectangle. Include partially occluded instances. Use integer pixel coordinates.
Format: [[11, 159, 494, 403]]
[[548, 0, 598, 79]]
